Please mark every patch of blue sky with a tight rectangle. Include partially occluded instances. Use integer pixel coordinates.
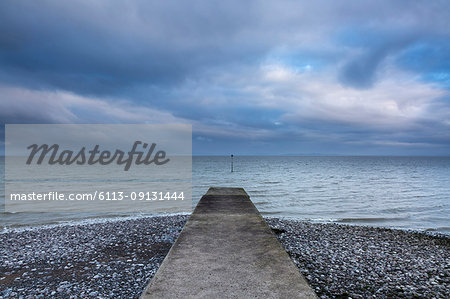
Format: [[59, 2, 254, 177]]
[[263, 51, 328, 73], [396, 41, 450, 88]]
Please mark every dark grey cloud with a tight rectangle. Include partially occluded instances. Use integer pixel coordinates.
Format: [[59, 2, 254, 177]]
[[336, 28, 420, 89], [0, 0, 269, 96], [339, 49, 388, 89]]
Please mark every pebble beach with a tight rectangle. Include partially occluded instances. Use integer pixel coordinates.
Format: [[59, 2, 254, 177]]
[[1, 215, 449, 298]]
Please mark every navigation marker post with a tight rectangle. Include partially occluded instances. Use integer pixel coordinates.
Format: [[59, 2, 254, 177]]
[[231, 154, 234, 172]]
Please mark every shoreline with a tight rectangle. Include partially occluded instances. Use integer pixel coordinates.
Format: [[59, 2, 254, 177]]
[[0, 213, 191, 235], [1, 215, 448, 298], [2, 213, 449, 238]]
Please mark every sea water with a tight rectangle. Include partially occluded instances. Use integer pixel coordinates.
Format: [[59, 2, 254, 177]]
[[1, 156, 449, 233]]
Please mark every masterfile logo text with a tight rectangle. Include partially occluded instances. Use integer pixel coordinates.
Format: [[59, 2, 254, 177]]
[[26, 141, 170, 171]]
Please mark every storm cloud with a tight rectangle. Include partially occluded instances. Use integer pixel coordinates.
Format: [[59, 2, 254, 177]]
[[1, 0, 449, 155]]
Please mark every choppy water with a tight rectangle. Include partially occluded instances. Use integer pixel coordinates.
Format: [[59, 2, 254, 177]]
[[1, 156, 449, 233]]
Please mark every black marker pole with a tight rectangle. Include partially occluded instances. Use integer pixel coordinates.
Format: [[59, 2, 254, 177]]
[[231, 154, 234, 172]]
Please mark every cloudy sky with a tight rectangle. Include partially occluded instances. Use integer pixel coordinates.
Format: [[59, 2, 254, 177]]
[[1, 0, 449, 155]]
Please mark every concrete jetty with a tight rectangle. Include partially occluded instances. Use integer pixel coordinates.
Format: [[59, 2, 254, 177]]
[[141, 187, 317, 298]]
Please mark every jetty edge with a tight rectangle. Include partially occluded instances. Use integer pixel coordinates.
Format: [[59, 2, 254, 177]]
[[141, 187, 317, 298]]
